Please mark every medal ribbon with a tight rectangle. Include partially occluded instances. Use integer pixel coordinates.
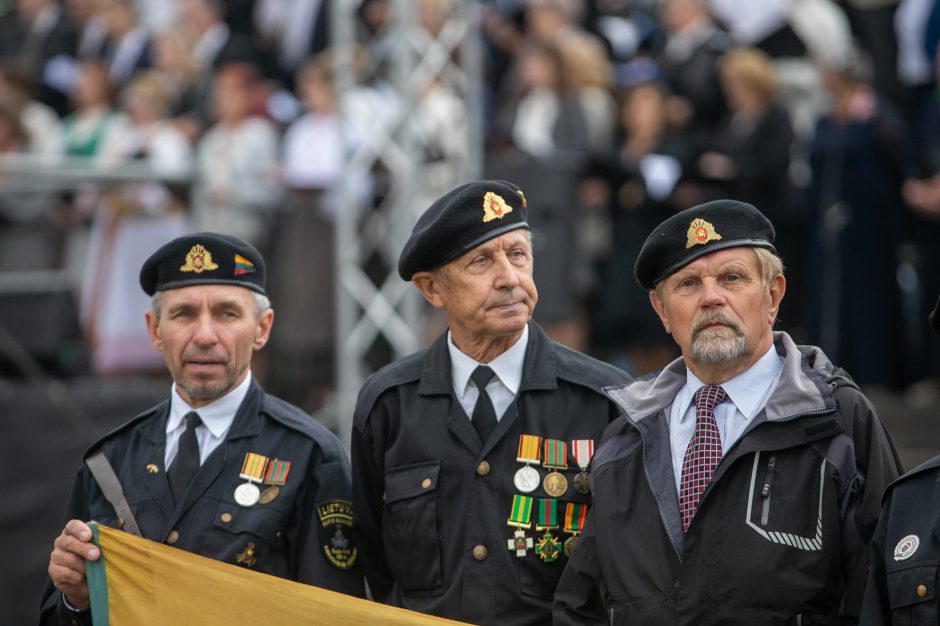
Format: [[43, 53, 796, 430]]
[[537, 499, 558, 530], [240, 452, 268, 482], [517, 434, 541, 463], [571, 439, 594, 470], [264, 459, 291, 485], [508, 494, 533, 528], [543, 439, 568, 469], [564, 502, 588, 534]]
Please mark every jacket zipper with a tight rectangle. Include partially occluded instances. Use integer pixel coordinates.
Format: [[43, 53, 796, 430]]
[[641, 437, 683, 560], [760, 454, 776, 525]]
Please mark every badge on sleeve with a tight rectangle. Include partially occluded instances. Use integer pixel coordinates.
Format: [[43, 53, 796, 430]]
[[317, 500, 358, 570], [894, 534, 920, 561]]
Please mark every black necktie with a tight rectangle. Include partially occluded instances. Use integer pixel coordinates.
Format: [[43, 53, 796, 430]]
[[470, 366, 498, 443], [168, 411, 202, 504]]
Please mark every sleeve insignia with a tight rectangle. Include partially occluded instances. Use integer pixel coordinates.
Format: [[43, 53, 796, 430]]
[[317, 499, 358, 571]]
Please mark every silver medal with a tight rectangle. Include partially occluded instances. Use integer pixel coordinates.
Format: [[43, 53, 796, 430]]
[[514, 465, 540, 493], [234, 482, 260, 507]]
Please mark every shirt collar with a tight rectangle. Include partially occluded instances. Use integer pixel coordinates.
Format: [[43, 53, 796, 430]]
[[166, 370, 253, 438], [448, 324, 529, 396], [681, 343, 784, 419]]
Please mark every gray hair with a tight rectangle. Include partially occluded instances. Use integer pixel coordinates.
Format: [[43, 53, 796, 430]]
[[151, 290, 272, 317]]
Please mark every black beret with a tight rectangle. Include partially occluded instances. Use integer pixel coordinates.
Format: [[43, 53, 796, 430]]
[[398, 180, 529, 280], [635, 199, 777, 290], [931, 293, 940, 336], [139, 232, 266, 296]]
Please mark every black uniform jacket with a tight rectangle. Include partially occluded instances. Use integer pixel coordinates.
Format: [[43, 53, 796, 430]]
[[351, 322, 630, 625], [39, 380, 364, 625], [860, 454, 940, 625], [554, 332, 902, 626]]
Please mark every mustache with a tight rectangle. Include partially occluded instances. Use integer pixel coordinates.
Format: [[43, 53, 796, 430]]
[[691, 311, 742, 337], [183, 349, 225, 362]]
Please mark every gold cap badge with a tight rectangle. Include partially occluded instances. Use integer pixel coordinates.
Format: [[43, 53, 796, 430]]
[[146, 464, 159, 474], [180, 244, 219, 273], [686, 218, 722, 249], [482, 191, 513, 223]]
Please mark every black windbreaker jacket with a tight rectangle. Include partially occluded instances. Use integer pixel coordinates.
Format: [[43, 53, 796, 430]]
[[554, 332, 902, 625]]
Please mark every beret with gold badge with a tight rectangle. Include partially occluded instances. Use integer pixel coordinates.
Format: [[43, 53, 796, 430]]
[[139, 232, 267, 296], [634, 199, 777, 290], [398, 179, 529, 280]]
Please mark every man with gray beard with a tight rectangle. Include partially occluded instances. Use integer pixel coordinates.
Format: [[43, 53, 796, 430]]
[[554, 199, 902, 625]]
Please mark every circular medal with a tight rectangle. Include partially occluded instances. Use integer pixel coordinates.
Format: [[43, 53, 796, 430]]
[[543, 471, 568, 497], [258, 485, 280, 505], [573, 470, 591, 494], [564, 535, 579, 558], [514, 465, 540, 493], [234, 482, 260, 507]]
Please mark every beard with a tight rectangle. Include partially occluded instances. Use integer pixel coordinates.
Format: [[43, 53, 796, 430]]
[[690, 311, 748, 364]]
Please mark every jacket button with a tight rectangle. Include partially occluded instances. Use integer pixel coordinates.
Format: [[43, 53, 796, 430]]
[[476, 461, 490, 476], [117, 517, 125, 530], [166, 530, 180, 545], [220, 512, 232, 524], [917, 584, 928, 597], [472, 545, 488, 561], [421, 478, 432, 489]]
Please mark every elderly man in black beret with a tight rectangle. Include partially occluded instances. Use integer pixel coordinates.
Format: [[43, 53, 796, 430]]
[[41, 233, 363, 625], [350, 180, 630, 625], [554, 199, 902, 625], [861, 296, 940, 625]]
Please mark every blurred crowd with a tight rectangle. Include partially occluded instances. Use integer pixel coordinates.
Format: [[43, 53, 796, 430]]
[[1, 0, 939, 409]]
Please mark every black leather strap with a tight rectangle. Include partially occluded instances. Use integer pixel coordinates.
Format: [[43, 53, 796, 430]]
[[84, 449, 142, 537]]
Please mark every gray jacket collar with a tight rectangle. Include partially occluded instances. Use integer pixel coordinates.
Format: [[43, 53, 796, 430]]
[[605, 331, 835, 424]]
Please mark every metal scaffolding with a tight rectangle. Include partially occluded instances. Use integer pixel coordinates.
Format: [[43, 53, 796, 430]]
[[330, 0, 484, 446]]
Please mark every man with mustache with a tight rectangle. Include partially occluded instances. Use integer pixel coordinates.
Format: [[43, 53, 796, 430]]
[[41, 233, 363, 625], [350, 180, 630, 625], [554, 199, 902, 624]]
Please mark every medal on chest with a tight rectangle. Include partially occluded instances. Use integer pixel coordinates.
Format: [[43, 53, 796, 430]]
[[563, 502, 589, 557], [542, 439, 569, 498], [514, 434, 542, 493], [571, 439, 594, 494]]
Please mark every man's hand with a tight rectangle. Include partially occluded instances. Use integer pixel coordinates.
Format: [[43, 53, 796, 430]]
[[48, 520, 101, 611]]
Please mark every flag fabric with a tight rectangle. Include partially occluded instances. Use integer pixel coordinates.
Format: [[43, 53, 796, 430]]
[[86, 523, 469, 625]]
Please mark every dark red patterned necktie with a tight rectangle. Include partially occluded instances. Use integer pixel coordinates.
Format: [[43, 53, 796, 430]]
[[679, 385, 727, 533]]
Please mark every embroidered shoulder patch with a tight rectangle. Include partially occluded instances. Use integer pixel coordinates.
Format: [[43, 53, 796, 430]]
[[317, 500, 358, 571]]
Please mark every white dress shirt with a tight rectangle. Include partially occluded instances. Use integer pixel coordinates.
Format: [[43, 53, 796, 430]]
[[164, 371, 253, 468], [668, 344, 784, 490], [448, 325, 528, 421]]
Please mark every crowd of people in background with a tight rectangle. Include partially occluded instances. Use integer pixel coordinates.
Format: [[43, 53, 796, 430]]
[[0, 0, 939, 409]]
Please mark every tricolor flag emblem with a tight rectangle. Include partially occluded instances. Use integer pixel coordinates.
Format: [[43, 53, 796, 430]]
[[234, 254, 256, 276]]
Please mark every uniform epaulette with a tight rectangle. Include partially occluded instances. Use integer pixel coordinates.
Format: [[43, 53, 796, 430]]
[[83, 402, 168, 457], [259, 393, 346, 460], [553, 341, 631, 392], [355, 348, 428, 419], [885, 454, 940, 495]]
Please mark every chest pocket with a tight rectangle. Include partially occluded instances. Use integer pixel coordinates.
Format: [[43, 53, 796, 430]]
[[382, 461, 442, 595], [886, 563, 938, 626], [744, 451, 826, 551]]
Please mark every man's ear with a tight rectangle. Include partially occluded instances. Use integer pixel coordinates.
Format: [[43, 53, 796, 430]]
[[649, 289, 672, 334], [145, 310, 163, 351], [412, 271, 445, 308], [253, 308, 274, 350]]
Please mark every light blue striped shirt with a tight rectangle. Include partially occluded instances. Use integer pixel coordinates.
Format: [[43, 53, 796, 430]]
[[669, 344, 785, 490]]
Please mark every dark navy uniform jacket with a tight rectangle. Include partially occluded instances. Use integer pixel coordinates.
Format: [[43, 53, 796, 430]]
[[39, 380, 364, 625], [351, 322, 630, 625], [861, 454, 940, 626]]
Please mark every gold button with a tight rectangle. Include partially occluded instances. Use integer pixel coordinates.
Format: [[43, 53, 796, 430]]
[[917, 584, 928, 597], [116, 517, 125, 530], [421, 478, 432, 489], [476, 461, 490, 476], [472, 545, 487, 561], [220, 512, 232, 523], [166, 530, 180, 545]]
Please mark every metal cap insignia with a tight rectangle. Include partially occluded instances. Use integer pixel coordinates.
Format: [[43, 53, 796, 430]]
[[482, 191, 513, 223], [894, 534, 920, 561], [179, 244, 219, 273], [686, 218, 722, 249]]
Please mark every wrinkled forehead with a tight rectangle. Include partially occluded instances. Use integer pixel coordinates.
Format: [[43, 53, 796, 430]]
[[455, 228, 531, 260], [665, 246, 758, 280], [160, 283, 255, 308]]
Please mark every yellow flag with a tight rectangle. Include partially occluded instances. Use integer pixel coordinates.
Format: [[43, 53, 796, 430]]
[[86, 523, 469, 625]]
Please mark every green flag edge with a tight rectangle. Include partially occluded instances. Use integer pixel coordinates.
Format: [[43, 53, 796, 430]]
[[85, 522, 110, 626]]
